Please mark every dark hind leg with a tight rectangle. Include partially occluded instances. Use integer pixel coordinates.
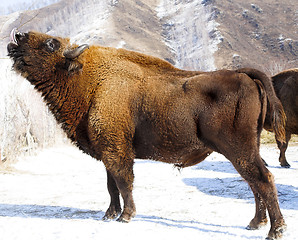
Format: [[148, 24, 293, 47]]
[[248, 139, 268, 229], [276, 132, 291, 168], [229, 151, 286, 239], [102, 170, 122, 220], [246, 186, 268, 230]]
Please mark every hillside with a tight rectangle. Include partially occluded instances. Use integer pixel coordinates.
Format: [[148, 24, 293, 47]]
[[0, 0, 171, 61], [1, 0, 297, 72], [212, 0, 297, 73]]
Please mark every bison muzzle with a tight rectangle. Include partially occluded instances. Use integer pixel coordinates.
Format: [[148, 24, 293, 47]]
[[7, 29, 286, 239]]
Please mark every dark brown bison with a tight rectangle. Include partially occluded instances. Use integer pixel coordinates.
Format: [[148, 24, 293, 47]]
[[264, 69, 298, 167], [7, 29, 287, 239]]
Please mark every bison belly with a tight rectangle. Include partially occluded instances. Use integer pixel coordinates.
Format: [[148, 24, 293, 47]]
[[133, 114, 209, 164]]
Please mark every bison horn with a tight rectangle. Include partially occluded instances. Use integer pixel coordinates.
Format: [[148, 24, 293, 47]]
[[63, 44, 89, 59]]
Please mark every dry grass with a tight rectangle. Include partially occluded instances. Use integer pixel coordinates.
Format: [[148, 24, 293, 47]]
[[261, 130, 298, 145]]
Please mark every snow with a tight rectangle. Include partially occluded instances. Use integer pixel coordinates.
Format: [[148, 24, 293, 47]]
[[116, 40, 126, 49], [0, 144, 297, 239]]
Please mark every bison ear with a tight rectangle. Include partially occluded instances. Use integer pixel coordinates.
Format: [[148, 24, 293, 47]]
[[65, 59, 83, 75]]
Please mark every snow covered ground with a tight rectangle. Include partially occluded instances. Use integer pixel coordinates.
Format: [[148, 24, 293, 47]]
[[0, 144, 297, 240]]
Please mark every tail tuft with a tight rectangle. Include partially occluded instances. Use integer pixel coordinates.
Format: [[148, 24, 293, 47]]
[[272, 102, 287, 144]]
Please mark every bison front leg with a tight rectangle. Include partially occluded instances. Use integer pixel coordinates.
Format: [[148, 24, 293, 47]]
[[102, 170, 122, 220], [102, 153, 136, 223], [113, 172, 136, 222]]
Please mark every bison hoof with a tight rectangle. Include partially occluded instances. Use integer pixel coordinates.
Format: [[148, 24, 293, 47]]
[[280, 162, 290, 168], [116, 209, 136, 223], [102, 208, 121, 221], [266, 224, 287, 240], [102, 213, 119, 221], [116, 216, 131, 223], [246, 225, 256, 230], [246, 224, 265, 230], [247, 218, 268, 230], [102, 214, 118, 221]]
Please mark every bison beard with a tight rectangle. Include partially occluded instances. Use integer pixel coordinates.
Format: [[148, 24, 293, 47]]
[[7, 29, 286, 239]]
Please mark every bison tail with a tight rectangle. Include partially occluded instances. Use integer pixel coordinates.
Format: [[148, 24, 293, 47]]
[[235, 68, 287, 144], [272, 102, 287, 143]]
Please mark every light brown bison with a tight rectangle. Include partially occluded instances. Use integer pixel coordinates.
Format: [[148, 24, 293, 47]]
[[7, 29, 287, 239], [264, 69, 298, 167]]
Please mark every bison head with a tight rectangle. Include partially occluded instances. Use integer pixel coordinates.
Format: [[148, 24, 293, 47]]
[[7, 28, 89, 83]]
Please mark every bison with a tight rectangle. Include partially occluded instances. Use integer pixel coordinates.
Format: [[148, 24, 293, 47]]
[[7, 29, 287, 239], [264, 69, 298, 167]]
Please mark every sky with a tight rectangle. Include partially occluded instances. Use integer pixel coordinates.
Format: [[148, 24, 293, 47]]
[[0, 0, 28, 13], [0, 0, 58, 15], [0, 0, 25, 9]]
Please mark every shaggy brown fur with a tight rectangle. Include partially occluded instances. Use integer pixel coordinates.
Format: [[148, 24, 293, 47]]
[[264, 69, 298, 167], [7, 29, 287, 239]]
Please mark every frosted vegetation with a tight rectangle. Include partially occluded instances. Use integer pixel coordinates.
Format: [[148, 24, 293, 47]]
[[0, 0, 115, 164], [156, 0, 222, 71], [0, 60, 65, 164], [39, 0, 113, 41]]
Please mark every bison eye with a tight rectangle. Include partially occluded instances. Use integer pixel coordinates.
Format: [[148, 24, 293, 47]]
[[44, 38, 60, 52]]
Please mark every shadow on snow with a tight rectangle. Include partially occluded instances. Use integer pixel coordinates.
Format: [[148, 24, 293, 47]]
[[0, 203, 253, 238], [134, 215, 252, 238], [0, 204, 104, 219], [183, 159, 298, 210]]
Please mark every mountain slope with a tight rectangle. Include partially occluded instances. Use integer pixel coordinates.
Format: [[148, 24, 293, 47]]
[[0, 0, 296, 73], [212, 0, 297, 73]]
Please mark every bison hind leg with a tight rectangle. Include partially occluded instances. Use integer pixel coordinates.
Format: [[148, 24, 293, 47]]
[[246, 184, 268, 230], [229, 151, 286, 239], [276, 132, 291, 168]]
